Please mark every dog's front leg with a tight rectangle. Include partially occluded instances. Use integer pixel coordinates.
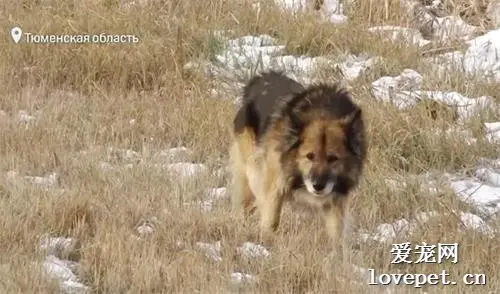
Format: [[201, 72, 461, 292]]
[[259, 190, 284, 235], [322, 197, 349, 247]]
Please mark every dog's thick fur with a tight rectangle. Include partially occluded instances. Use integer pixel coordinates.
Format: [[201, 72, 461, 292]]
[[230, 71, 367, 245]]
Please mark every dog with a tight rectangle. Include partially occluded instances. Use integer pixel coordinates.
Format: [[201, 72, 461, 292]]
[[229, 71, 367, 245]]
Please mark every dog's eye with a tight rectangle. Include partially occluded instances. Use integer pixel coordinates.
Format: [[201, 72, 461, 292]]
[[326, 154, 338, 163], [306, 152, 315, 161]]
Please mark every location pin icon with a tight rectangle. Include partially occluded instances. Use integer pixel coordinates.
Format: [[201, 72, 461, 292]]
[[11, 27, 22, 44]]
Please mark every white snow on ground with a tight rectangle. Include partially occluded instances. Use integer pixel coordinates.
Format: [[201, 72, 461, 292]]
[[485, 122, 500, 144], [196, 241, 222, 262], [106, 147, 140, 163], [371, 69, 495, 120], [43, 255, 88, 294], [152, 147, 193, 163], [184, 187, 229, 212], [431, 16, 479, 42], [359, 209, 496, 244], [5, 171, 60, 189], [274, 0, 347, 24], [184, 33, 377, 92], [199, 187, 228, 212], [237, 242, 271, 259], [367, 26, 431, 48], [98, 147, 209, 180], [463, 28, 500, 82], [38, 236, 87, 293], [359, 211, 439, 243], [448, 158, 500, 217], [371, 69, 423, 109], [40, 237, 78, 260], [423, 51, 465, 78], [336, 54, 379, 80], [18, 110, 37, 124], [164, 162, 208, 178], [451, 179, 500, 217], [459, 212, 496, 237], [231, 272, 258, 284]]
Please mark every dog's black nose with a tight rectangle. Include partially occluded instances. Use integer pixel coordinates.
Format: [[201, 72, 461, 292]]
[[313, 181, 326, 191]]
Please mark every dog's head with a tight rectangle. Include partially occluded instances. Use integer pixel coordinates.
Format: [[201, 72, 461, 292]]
[[280, 85, 366, 197]]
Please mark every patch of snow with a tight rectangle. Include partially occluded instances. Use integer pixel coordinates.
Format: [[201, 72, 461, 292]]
[[152, 147, 193, 163], [185, 33, 376, 91], [269, 55, 328, 75], [371, 69, 494, 120], [61, 280, 89, 294], [335, 54, 378, 80], [43, 255, 87, 294], [200, 187, 228, 212], [5, 171, 60, 189], [106, 147, 140, 163], [19, 110, 36, 124], [371, 69, 423, 108], [274, 0, 307, 12], [185, 187, 228, 213], [274, 0, 347, 24], [384, 173, 444, 196], [231, 272, 258, 284], [458, 212, 495, 236], [237, 242, 271, 259], [359, 212, 438, 243], [418, 92, 492, 120], [485, 122, 500, 144], [442, 126, 477, 145], [432, 16, 479, 42], [164, 162, 208, 178], [227, 35, 276, 47], [98, 161, 114, 172], [475, 167, 500, 187], [24, 172, 59, 188], [328, 13, 348, 24], [40, 237, 78, 259], [423, 51, 464, 78], [368, 26, 431, 48], [196, 241, 222, 262], [206, 187, 227, 200], [463, 29, 500, 82], [450, 179, 500, 217]]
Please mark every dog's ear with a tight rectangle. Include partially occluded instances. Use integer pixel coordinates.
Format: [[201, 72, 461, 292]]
[[341, 107, 366, 158], [280, 105, 304, 153]]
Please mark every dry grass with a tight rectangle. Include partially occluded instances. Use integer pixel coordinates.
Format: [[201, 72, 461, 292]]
[[0, 0, 499, 293]]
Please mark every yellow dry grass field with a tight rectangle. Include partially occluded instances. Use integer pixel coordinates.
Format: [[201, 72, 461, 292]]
[[0, 0, 499, 293]]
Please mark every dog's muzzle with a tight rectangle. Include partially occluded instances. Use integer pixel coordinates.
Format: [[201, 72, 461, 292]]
[[305, 174, 336, 196]]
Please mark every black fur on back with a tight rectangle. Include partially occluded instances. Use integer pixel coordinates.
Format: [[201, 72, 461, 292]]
[[233, 72, 366, 166], [233, 71, 305, 140], [286, 84, 360, 121]]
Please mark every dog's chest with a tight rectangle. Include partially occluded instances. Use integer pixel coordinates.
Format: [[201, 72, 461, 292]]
[[291, 187, 330, 207]]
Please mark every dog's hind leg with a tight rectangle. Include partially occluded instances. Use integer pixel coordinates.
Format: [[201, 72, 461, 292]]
[[231, 166, 256, 217], [229, 131, 257, 218]]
